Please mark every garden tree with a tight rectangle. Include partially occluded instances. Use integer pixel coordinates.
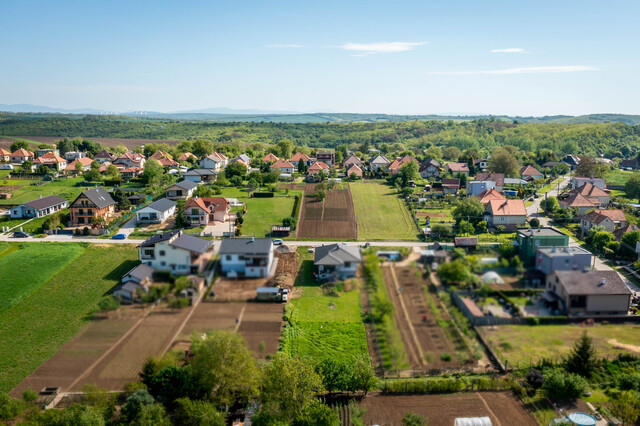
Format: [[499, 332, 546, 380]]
[[452, 197, 484, 224], [41, 213, 61, 230], [424, 145, 442, 160], [148, 365, 204, 407], [105, 164, 121, 181], [74, 160, 84, 174], [33, 403, 106, 425], [189, 331, 260, 408], [258, 353, 324, 422], [437, 259, 471, 285], [536, 148, 556, 164], [35, 165, 49, 175], [431, 223, 452, 236], [85, 161, 101, 181], [529, 218, 540, 228], [247, 170, 263, 184], [194, 185, 213, 198], [624, 173, 640, 201], [620, 231, 640, 257], [542, 370, 589, 399], [316, 189, 326, 202], [329, 167, 338, 178], [457, 220, 474, 235], [488, 149, 520, 177], [610, 391, 640, 425], [225, 161, 247, 179], [402, 412, 427, 426], [247, 179, 260, 192], [174, 200, 187, 228], [0, 393, 25, 421], [351, 354, 377, 394], [290, 398, 339, 426], [565, 332, 598, 378], [554, 162, 570, 175], [133, 403, 171, 426], [397, 161, 419, 187], [97, 296, 120, 314], [297, 159, 306, 174], [112, 188, 131, 210], [277, 139, 294, 159], [262, 171, 279, 184], [442, 146, 461, 160], [19, 160, 32, 174], [141, 158, 164, 186], [590, 230, 615, 253], [575, 156, 609, 178], [56, 138, 74, 155], [215, 171, 230, 186], [174, 398, 226, 426], [282, 216, 297, 230], [82, 384, 116, 421], [457, 172, 467, 187], [543, 196, 559, 212], [121, 389, 156, 423], [9, 140, 29, 152], [229, 176, 243, 187], [335, 144, 348, 164], [192, 139, 214, 157], [318, 358, 352, 394], [526, 369, 544, 389]]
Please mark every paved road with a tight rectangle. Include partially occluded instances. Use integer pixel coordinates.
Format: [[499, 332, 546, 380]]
[[526, 175, 570, 226]]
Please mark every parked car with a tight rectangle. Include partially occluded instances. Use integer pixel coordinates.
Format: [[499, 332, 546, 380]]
[[13, 231, 31, 238], [307, 247, 314, 253], [111, 233, 126, 240], [273, 239, 283, 245]]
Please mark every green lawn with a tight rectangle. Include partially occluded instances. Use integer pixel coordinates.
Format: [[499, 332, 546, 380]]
[[350, 181, 418, 241], [0, 209, 69, 234], [606, 170, 635, 186], [0, 177, 86, 205], [279, 248, 369, 362], [0, 243, 85, 312], [537, 177, 564, 195], [0, 244, 139, 393], [481, 324, 640, 367], [219, 187, 301, 238]]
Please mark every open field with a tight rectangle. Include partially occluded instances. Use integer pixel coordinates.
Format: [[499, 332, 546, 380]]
[[350, 181, 418, 241], [280, 248, 368, 362], [0, 136, 181, 150], [606, 169, 634, 186], [0, 209, 70, 234], [0, 244, 138, 394], [219, 187, 301, 238], [481, 323, 640, 366], [0, 243, 85, 312], [297, 183, 357, 239], [357, 392, 537, 426], [0, 177, 86, 206]]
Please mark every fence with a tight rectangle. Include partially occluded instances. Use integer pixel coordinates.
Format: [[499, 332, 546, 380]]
[[107, 194, 152, 232]]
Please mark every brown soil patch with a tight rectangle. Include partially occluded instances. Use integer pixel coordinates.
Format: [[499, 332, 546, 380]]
[[297, 184, 357, 239], [417, 212, 446, 217], [608, 339, 640, 353], [0, 185, 21, 191], [359, 392, 537, 426], [5, 136, 181, 150]]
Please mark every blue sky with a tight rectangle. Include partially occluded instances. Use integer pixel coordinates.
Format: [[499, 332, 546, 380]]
[[1, 0, 639, 115]]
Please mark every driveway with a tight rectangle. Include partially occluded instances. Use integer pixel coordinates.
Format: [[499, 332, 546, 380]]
[[526, 175, 570, 226], [116, 215, 138, 238]]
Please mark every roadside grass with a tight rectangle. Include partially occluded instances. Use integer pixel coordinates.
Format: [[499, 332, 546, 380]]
[[279, 248, 369, 362], [537, 177, 564, 195], [606, 170, 634, 186], [350, 181, 418, 241], [219, 187, 302, 238], [481, 324, 640, 366], [0, 243, 85, 312], [0, 177, 86, 205], [0, 209, 69, 234], [0, 244, 138, 393], [476, 232, 517, 243]]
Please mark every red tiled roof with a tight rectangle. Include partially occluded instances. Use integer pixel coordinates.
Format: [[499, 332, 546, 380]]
[[185, 197, 211, 213], [272, 159, 294, 169], [309, 161, 329, 173], [11, 148, 34, 157], [570, 182, 608, 198], [178, 152, 197, 161], [486, 199, 526, 216], [477, 188, 506, 204], [561, 193, 599, 207], [262, 152, 280, 162], [347, 164, 363, 175], [520, 165, 542, 176], [475, 172, 505, 186], [65, 157, 93, 170], [0, 148, 11, 155], [34, 151, 66, 164], [289, 152, 310, 163], [447, 162, 469, 173]]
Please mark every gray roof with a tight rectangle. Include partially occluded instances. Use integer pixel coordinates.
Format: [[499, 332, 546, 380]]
[[171, 180, 198, 190], [314, 244, 362, 266], [23, 195, 67, 210], [81, 187, 115, 209], [220, 238, 273, 255], [554, 270, 631, 296], [140, 198, 177, 213], [138, 230, 180, 247], [504, 178, 528, 185], [236, 154, 251, 162], [184, 169, 217, 176], [517, 227, 567, 238], [170, 234, 212, 254], [537, 246, 592, 257], [123, 263, 154, 282]]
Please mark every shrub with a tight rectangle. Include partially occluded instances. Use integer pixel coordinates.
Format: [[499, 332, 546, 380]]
[[526, 369, 544, 389], [440, 353, 452, 362], [618, 373, 640, 391], [121, 389, 155, 422], [0, 393, 25, 421], [529, 218, 540, 228], [402, 412, 426, 426], [542, 370, 589, 399]]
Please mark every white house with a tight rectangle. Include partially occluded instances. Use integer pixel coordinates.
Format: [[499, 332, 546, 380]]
[[199, 152, 228, 170], [466, 181, 496, 197], [314, 243, 363, 282], [114, 263, 154, 302], [219, 237, 274, 278], [136, 198, 177, 224], [183, 169, 217, 183], [138, 230, 212, 275], [572, 177, 606, 191], [484, 199, 527, 228], [165, 180, 198, 200], [271, 159, 295, 175], [10, 195, 68, 219]]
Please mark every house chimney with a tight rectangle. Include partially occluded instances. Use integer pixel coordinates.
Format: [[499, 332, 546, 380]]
[[552, 246, 556, 253], [251, 236, 255, 243], [600, 278, 606, 286]]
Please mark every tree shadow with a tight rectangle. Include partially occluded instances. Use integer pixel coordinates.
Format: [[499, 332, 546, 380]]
[[102, 259, 140, 294]]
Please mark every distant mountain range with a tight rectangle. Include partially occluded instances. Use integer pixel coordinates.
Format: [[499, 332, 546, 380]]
[[1, 104, 640, 125]]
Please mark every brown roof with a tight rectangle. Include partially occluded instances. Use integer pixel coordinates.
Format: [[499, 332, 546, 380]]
[[186, 197, 229, 214], [477, 188, 506, 204], [262, 152, 280, 162], [389, 155, 418, 170], [117, 152, 145, 162], [446, 162, 469, 173], [271, 159, 294, 169], [178, 152, 197, 161], [0, 148, 12, 155], [441, 178, 460, 188], [150, 150, 173, 160], [120, 166, 142, 174], [486, 199, 527, 216], [65, 157, 93, 170], [347, 164, 363, 175], [186, 197, 211, 213], [34, 151, 66, 164], [454, 237, 478, 247], [583, 209, 627, 223], [206, 151, 228, 162], [570, 182, 608, 198], [309, 161, 329, 173], [475, 172, 505, 186], [11, 148, 34, 157], [343, 154, 363, 166], [561, 193, 599, 208], [614, 224, 638, 241], [520, 165, 542, 176], [289, 152, 310, 163]]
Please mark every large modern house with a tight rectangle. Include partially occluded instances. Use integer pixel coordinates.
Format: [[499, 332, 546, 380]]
[[135, 198, 177, 224], [69, 187, 115, 227], [10, 195, 68, 219], [517, 227, 569, 265], [219, 237, 274, 278], [314, 243, 363, 282], [138, 230, 212, 275], [536, 246, 593, 275], [185, 197, 231, 226]]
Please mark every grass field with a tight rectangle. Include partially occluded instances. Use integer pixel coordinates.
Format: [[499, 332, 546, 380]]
[[350, 181, 418, 241], [0, 177, 86, 205], [0, 209, 69, 234], [537, 177, 564, 195], [280, 248, 369, 362], [218, 187, 302, 238], [606, 170, 634, 186], [481, 324, 640, 366], [0, 243, 85, 312], [0, 244, 138, 393]]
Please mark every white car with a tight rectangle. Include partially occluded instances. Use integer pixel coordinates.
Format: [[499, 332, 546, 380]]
[[273, 239, 284, 245]]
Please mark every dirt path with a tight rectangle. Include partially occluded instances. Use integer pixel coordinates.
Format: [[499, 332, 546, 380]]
[[608, 339, 640, 353]]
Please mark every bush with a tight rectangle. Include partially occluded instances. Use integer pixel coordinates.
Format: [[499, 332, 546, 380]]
[[168, 297, 190, 309], [82, 226, 90, 236], [98, 296, 120, 313], [121, 389, 155, 422], [0, 393, 25, 421], [529, 218, 540, 228], [618, 373, 640, 391], [542, 370, 589, 399], [526, 369, 544, 389], [402, 412, 426, 426]]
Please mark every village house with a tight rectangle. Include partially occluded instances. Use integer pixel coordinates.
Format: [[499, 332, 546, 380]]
[[614, 224, 639, 242], [572, 177, 605, 191], [308, 161, 329, 175], [69, 187, 116, 227], [559, 193, 600, 215], [150, 151, 179, 168], [165, 180, 198, 200], [347, 164, 363, 178], [476, 188, 506, 205], [545, 270, 631, 317], [10, 148, 35, 164], [178, 152, 198, 162], [114, 264, 154, 302], [562, 155, 580, 170], [271, 159, 295, 175], [33, 151, 67, 172], [0, 148, 12, 162], [441, 178, 460, 195], [65, 157, 93, 174], [445, 162, 469, 176], [314, 243, 363, 282], [64, 151, 87, 161], [580, 209, 627, 234], [98, 162, 113, 173], [232, 154, 251, 164], [484, 199, 527, 228], [475, 173, 505, 192], [185, 197, 231, 226], [119, 166, 143, 179], [343, 154, 363, 169], [517, 227, 570, 265], [219, 237, 274, 278], [419, 158, 441, 179], [536, 246, 593, 275], [316, 151, 335, 167], [289, 152, 312, 166], [370, 154, 391, 171], [474, 158, 489, 172], [388, 155, 418, 175], [93, 150, 115, 164], [138, 230, 212, 275], [569, 182, 610, 207], [115, 152, 146, 169], [199, 151, 228, 170], [520, 164, 543, 181], [183, 169, 217, 183], [135, 198, 177, 224], [621, 158, 638, 170], [10, 195, 68, 219], [262, 152, 280, 164]]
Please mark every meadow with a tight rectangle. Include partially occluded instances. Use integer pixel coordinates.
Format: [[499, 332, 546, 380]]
[[605, 169, 634, 186], [0, 243, 138, 393], [0, 176, 86, 205], [350, 181, 418, 241]]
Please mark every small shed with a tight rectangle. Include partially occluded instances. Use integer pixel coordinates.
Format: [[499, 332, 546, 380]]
[[454, 237, 478, 252], [256, 287, 281, 302], [377, 251, 402, 261], [271, 225, 291, 237]]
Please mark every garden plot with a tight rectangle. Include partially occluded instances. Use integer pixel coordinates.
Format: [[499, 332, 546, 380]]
[[297, 184, 357, 239]]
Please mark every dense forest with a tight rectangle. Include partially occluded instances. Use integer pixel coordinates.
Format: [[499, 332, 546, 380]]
[[1, 113, 640, 159]]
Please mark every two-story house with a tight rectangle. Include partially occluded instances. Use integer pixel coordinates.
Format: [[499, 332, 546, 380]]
[[33, 151, 67, 172], [475, 173, 505, 192], [536, 246, 593, 276], [289, 152, 312, 167], [185, 197, 231, 226], [219, 237, 274, 278], [138, 230, 212, 275], [316, 152, 335, 167], [115, 152, 146, 169], [271, 159, 295, 175], [419, 159, 441, 179], [369, 155, 390, 171], [11, 148, 34, 164], [445, 162, 469, 176], [580, 209, 627, 234], [165, 180, 198, 200], [69, 187, 116, 227], [65, 157, 93, 174], [262, 152, 280, 164], [199, 152, 228, 170], [314, 243, 363, 282], [484, 199, 527, 228], [93, 150, 115, 164], [569, 183, 609, 207]]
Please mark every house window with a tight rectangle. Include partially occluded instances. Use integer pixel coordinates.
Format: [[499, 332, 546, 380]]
[[226, 255, 232, 261], [159, 250, 165, 256], [87, 209, 93, 215], [78, 209, 84, 215], [344, 262, 351, 268], [161, 261, 166, 266], [78, 217, 84, 224], [191, 209, 199, 215], [500, 217, 505, 222]]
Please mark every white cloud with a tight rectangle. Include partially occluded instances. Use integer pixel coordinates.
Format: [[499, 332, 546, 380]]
[[490, 48, 529, 53], [266, 44, 303, 48], [427, 66, 599, 75], [338, 41, 426, 54]]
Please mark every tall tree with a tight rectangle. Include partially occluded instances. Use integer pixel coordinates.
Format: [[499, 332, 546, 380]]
[[488, 149, 520, 177], [398, 161, 419, 187], [141, 158, 164, 186], [565, 332, 598, 378], [624, 173, 640, 202]]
